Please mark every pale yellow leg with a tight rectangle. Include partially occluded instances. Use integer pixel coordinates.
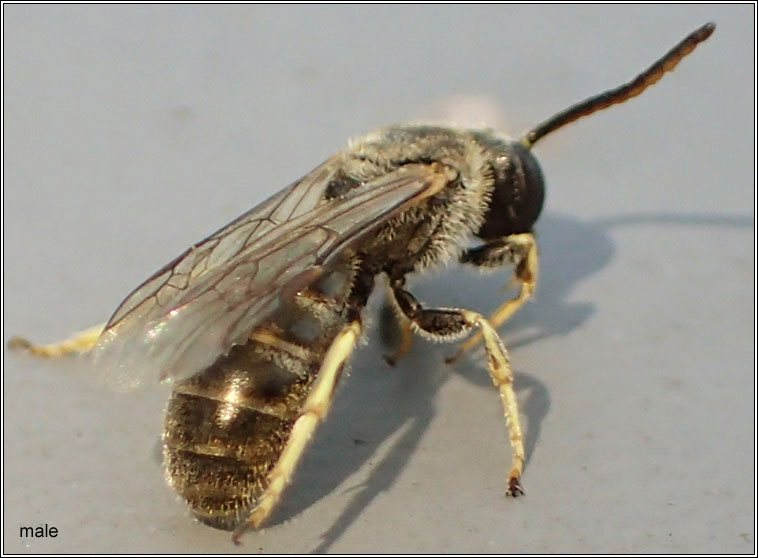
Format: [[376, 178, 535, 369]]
[[8, 323, 106, 357], [459, 310, 526, 496], [384, 315, 414, 366], [380, 281, 415, 366], [448, 233, 538, 363], [232, 319, 362, 544]]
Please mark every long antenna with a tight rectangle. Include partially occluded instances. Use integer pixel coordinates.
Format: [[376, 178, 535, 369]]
[[521, 22, 715, 148]]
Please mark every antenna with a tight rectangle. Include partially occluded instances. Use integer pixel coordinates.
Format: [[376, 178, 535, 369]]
[[521, 22, 715, 148]]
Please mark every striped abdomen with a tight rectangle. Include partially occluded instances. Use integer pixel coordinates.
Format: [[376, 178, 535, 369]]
[[163, 268, 355, 529]]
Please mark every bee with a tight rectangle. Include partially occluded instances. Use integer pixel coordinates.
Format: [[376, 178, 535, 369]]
[[10, 23, 714, 543]]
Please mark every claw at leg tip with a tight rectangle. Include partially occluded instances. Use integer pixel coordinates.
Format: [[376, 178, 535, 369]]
[[231, 527, 246, 545], [445, 350, 462, 364], [506, 478, 525, 497], [7, 336, 31, 350]]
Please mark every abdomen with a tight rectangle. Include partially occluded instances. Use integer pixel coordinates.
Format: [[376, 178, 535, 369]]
[[163, 269, 355, 529]]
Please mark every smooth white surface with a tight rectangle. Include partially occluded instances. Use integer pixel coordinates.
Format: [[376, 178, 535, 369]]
[[3, 4, 754, 554]]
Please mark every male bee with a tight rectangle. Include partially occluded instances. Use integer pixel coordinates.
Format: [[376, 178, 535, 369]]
[[10, 23, 714, 543]]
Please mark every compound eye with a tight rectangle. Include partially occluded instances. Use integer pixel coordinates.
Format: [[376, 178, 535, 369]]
[[477, 144, 545, 239]]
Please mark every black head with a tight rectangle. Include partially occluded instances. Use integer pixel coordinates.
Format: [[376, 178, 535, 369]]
[[472, 22, 714, 241], [474, 135, 545, 240]]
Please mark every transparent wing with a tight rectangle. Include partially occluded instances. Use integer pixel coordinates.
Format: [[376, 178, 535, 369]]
[[90, 157, 451, 390]]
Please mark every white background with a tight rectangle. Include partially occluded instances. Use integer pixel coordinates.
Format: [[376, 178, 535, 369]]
[[3, 4, 754, 553]]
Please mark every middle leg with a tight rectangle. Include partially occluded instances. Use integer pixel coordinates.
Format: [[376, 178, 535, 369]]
[[392, 284, 526, 496]]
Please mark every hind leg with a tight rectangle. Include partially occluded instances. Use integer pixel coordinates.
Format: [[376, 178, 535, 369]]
[[232, 317, 363, 544], [8, 323, 105, 357]]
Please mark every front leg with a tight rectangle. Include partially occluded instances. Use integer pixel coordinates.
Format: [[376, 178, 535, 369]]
[[392, 285, 525, 497], [448, 232, 538, 362]]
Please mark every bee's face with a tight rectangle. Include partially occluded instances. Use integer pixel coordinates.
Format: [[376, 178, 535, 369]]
[[474, 135, 545, 240]]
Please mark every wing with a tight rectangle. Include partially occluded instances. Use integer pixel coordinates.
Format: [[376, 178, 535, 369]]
[[90, 156, 452, 390]]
